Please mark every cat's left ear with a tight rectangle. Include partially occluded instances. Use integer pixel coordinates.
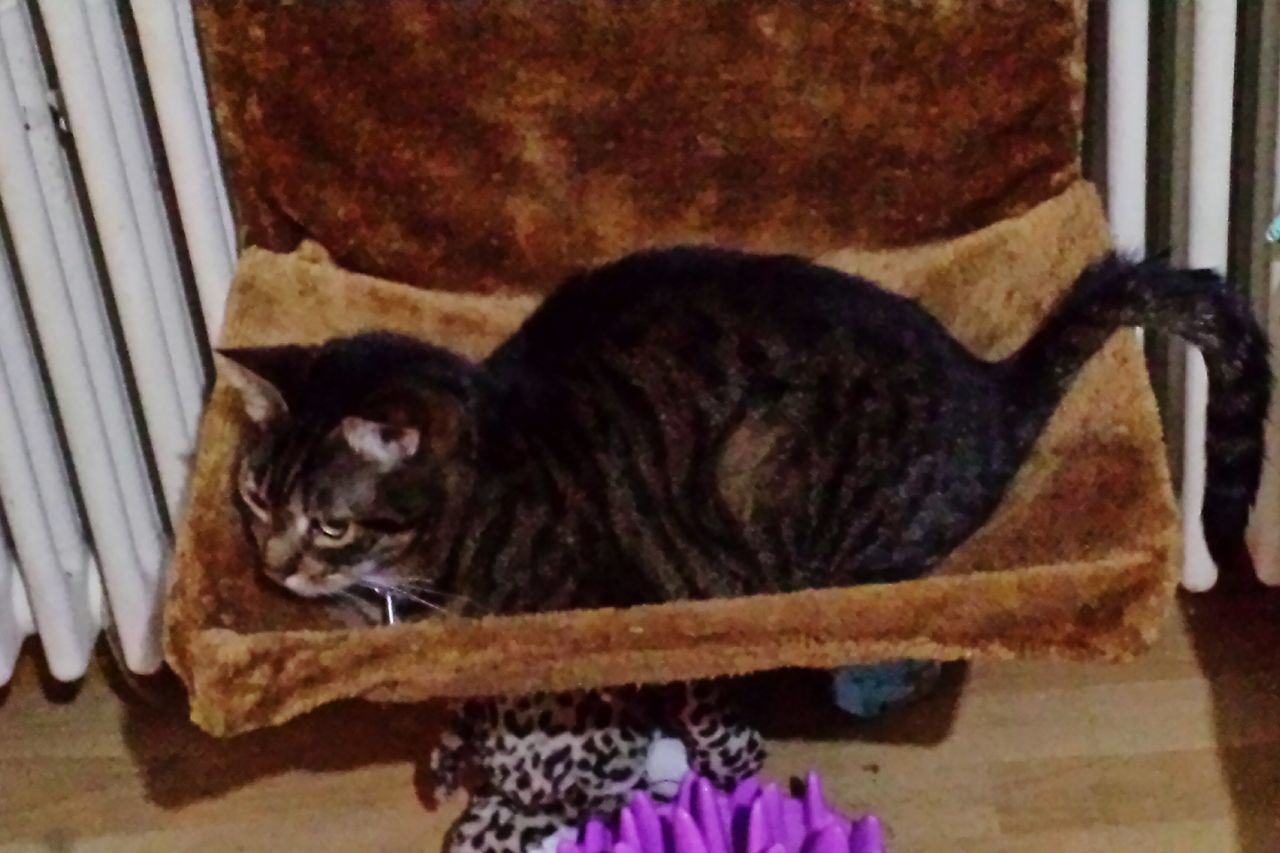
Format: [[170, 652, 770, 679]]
[[341, 417, 421, 470], [215, 344, 315, 427]]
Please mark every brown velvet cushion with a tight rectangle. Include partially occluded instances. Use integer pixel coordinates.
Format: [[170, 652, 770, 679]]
[[164, 182, 1178, 736], [194, 0, 1085, 294]]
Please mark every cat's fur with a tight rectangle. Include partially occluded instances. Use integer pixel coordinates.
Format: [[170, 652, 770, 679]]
[[221, 247, 1271, 614]]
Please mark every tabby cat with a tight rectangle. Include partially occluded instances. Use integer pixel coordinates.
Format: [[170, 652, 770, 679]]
[[220, 247, 1271, 615]]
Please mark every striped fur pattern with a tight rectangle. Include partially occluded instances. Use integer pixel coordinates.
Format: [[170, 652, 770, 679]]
[[221, 246, 1271, 613]]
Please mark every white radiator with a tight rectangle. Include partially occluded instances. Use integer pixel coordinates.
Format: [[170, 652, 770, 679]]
[[0, 0, 231, 682], [0, 2, 1276, 686]]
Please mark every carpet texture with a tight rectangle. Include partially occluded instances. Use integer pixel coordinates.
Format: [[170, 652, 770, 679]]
[[165, 182, 1179, 736], [193, 0, 1086, 294]]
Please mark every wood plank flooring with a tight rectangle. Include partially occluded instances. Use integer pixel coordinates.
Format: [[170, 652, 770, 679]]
[[2, 587, 1278, 852]]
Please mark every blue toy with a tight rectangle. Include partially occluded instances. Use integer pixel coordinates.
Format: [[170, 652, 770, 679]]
[[831, 659, 942, 718]]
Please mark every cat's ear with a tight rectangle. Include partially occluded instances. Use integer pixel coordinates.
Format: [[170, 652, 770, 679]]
[[419, 392, 472, 459], [340, 417, 421, 470], [215, 345, 314, 427]]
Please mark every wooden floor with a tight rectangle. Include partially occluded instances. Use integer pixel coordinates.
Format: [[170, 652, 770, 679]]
[[2, 587, 1279, 852]]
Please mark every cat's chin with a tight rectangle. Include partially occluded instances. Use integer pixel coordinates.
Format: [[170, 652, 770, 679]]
[[283, 574, 353, 598]]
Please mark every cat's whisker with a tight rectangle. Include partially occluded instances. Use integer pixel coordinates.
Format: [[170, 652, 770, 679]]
[[360, 575, 481, 613], [392, 578, 448, 593], [359, 581, 448, 614], [330, 590, 387, 624], [416, 589, 485, 616], [331, 590, 365, 607], [394, 581, 479, 608], [378, 594, 446, 615]]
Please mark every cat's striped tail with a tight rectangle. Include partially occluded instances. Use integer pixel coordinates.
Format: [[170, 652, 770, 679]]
[[1006, 253, 1272, 575]]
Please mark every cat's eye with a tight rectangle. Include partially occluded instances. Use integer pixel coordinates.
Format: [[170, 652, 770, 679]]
[[312, 517, 355, 547]]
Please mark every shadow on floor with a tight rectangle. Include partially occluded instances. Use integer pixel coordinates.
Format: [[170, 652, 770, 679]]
[[1181, 577, 1280, 852], [107, 655, 449, 809], [740, 661, 969, 746], [108, 649, 965, 813], [0, 637, 84, 712]]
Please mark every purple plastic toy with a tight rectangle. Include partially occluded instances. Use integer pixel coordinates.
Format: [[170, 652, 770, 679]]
[[556, 770, 884, 853]]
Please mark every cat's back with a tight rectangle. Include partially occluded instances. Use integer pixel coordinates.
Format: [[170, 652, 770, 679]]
[[485, 245, 954, 373]]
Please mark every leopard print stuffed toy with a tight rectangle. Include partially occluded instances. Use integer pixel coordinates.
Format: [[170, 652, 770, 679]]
[[432, 681, 765, 853]]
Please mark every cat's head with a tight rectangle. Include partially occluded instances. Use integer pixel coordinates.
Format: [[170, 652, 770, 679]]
[[217, 332, 478, 600]]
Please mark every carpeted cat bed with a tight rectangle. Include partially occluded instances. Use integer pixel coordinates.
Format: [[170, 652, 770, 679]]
[[192, 0, 1085, 295], [165, 180, 1180, 736]]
